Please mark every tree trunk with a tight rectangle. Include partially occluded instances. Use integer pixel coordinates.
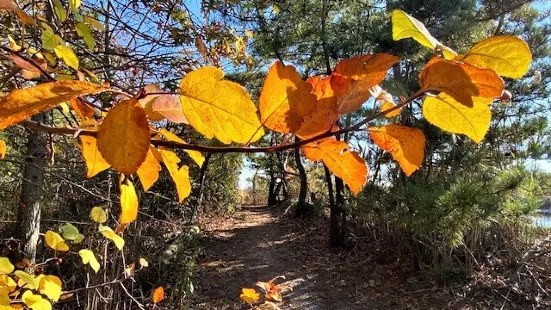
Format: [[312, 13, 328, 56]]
[[294, 140, 310, 216], [267, 158, 278, 206], [190, 153, 211, 223], [17, 113, 49, 262]]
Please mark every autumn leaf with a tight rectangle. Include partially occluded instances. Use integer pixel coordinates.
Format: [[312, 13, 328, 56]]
[[10, 54, 47, 80], [458, 35, 532, 79], [119, 176, 138, 224], [80, 135, 110, 178], [71, 98, 96, 119], [38, 275, 62, 301], [297, 76, 339, 139], [159, 129, 204, 167], [369, 124, 425, 176], [75, 23, 95, 50], [240, 288, 259, 305], [256, 276, 285, 302], [418, 57, 503, 107], [0, 0, 15, 10], [97, 99, 150, 175], [90, 206, 107, 223], [159, 150, 191, 202], [370, 85, 400, 117], [54, 45, 79, 70], [59, 223, 79, 240], [0, 80, 105, 130], [142, 89, 188, 124], [0, 140, 6, 160], [0, 274, 16, 296], [392, 9, 457, 59], [78, 249, 100, 273], [0, 258, 14, 274], [152, 286, 164, 304], [260, 61, 317, 133], [44, 231, 69, 252], [180, 66, 264, 144], [15, 9, 35, 25], [136, 148, 161, 191], [302, 139, 367, 194], [423, 93, 492, 143], [15, 271, 38, 290], [22, 290, 51, 310], [98, 225, 125, 250], [333, 53, 399, 85]]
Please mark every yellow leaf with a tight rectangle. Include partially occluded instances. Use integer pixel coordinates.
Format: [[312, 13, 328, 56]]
[[392, 9, 457, 59], [39, 275, 62, 302], [0, 140, 6, 160], [78, 249, 100, 273], [152, 286, 164, 304], [180, 66, 264, 144], [119, 176, 138, 224], [0, 274, 16, 296], [369, 124, 426, 176], [136, 148, 161, 191], [0, 258, 14, 274], [75, 23, 95, 50], [90, 206, 107, 223], [418, 57, 503, 107], [54, 45, 79, 70], [69, 0, 80, 10], [239, 288, 259, 305], [423, 93, 492, 143], [14, 271, 38, 290], [0, 81, 105, 130], [84, 16, 104, 31], [80, 135, 110, 178], [97, 99, 150, 175], [8, 35, 21, 51], [458, 35, 532, 79], [98, 225, 124, 250], [159, 129, 204, 167], [302, 139, 367, 194], [22, 290, 51, 310], [51, 0, 66, 22], [44, 231, 69, 252], [259, 61, 317, 133], [159, 150, 191, 202], [380, 100, 400, 117]]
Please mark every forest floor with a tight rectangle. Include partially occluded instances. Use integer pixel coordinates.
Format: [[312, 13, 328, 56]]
[[192, 205, 462, 310]]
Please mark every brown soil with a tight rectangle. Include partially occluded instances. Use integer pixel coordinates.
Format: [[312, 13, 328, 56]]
[[192, 205, 457, 310]]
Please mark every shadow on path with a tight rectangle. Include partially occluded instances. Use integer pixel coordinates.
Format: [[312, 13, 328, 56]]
[[192, 205, 453, 310]]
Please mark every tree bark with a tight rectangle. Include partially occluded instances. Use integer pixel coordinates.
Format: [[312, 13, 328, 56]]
[[17, 113, 49, 262], [190, 153, 211, 223], [294, 144, 310, 216]]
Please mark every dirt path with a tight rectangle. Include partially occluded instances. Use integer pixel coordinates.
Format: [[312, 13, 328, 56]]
[[192, 205, 453, 310]]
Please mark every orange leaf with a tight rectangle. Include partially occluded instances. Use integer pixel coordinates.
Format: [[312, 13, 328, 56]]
[[71, 98, 96, 119], [159, 150, 191, 202], [136, 147, 161, 191], [152, 286, 164, 304], [0, 139, 6, 159], [302, 139, 367, 194], [418, 57, 503, 107], [297, 76, 339, 139], [333, 53, 399, 84], [331, 74, 373, 115], [10, 54, 47, 73], [0, 80, 105, 130], [119, 176, 138, 224], [149, 95, 188, 124], [259, 61, 317, 133], [97, 99, 150, 175], [256, 276, 285, 302], [369, 124, 425, 176], [80, 135, 110, 178]]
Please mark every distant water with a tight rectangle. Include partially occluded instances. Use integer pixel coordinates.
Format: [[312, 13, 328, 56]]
[[532, 209, 551, 228]]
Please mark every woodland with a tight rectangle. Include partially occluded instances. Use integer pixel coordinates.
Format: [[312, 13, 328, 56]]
[[0, 0, 550, 309]]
